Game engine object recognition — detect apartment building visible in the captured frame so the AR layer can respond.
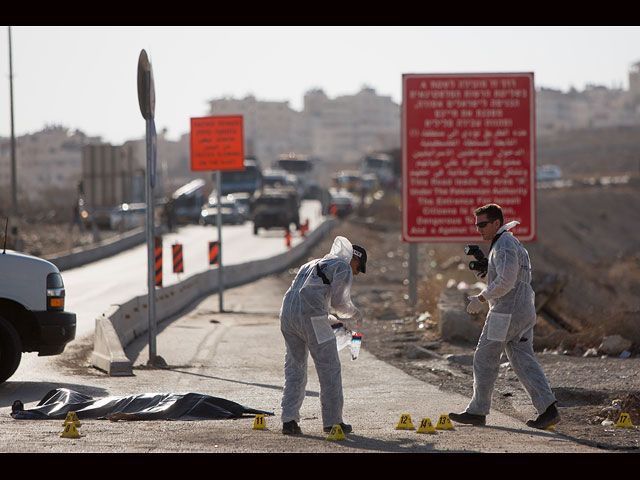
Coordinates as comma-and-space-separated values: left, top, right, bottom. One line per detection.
208, 86, 401, 166
0, 125, 102, 206
208, 94, 311, 164
536, 62, 640, 135
303, 86, 400, 164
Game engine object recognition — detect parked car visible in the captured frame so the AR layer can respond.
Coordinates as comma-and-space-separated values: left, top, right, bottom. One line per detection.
200, 198, 243, 225
329, 189, 355, 218
226, 192, 252, 222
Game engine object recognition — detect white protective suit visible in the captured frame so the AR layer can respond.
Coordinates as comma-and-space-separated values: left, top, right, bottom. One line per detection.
279, 236, 362, 427
466, 222, 557, 416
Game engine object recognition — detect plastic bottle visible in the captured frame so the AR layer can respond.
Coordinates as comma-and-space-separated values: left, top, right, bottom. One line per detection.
331, 321, 352, 351
350, 333, 362, 360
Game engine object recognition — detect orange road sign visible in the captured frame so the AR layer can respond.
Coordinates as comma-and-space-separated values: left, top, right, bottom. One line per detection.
190, 116, 244, 172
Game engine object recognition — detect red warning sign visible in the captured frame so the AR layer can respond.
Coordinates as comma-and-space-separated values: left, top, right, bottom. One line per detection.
172, 243, 183, 274
402, 73, 536, 243
208, 241, 219, 266
154, 236, 162, 287
190, 115, 244, 172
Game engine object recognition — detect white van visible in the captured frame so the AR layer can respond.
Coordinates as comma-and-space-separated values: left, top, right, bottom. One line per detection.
0, 249, 76, 383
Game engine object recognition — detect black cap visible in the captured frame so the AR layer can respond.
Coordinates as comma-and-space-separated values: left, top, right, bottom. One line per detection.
352, 244, 367, 273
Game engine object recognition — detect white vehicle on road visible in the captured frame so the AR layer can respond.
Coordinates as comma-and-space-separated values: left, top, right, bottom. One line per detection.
0, 246, 76, 383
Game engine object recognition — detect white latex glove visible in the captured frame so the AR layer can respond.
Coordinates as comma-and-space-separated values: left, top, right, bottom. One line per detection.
466, 295, 484, 314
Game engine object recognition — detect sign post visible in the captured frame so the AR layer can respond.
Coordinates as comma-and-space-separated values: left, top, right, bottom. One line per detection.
402, 73, 536, 302
137, 49, 165, 367
190, 115, 244, 312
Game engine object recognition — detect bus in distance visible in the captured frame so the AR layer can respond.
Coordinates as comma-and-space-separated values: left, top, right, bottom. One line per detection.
220, 157, 262, 196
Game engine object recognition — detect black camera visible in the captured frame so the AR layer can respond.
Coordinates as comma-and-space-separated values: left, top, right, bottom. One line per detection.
464, 244, 488, 277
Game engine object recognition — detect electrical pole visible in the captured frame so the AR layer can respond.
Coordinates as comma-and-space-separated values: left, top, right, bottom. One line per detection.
8, 26, 17, 215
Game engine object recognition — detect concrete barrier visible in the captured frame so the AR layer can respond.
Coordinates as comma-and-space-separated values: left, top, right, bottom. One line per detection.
90, 218, 336, 376
47, 227, 156, 272
437, 287, 483, 344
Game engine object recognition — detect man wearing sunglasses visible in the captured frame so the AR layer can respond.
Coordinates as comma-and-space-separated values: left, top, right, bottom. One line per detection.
449, 204, 560, 430
279, 236, 366, 435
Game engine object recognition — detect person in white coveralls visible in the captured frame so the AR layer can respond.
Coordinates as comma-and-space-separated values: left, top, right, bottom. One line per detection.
449, 203, 560, 430
279, 236, 367, 435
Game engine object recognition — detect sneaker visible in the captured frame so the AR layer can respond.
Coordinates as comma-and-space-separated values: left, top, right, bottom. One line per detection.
282, 420, 302, 435
526, 402, 560, 430
449, 411, 486, 426
323, 422, 352, 434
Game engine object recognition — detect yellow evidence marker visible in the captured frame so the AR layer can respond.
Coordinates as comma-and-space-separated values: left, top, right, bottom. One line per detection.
436, 414, 454, 430
252, 414, 266, 430
615, 413, 634, 428
416, 417, 436, 434
326, 424, 346, 441
62, 411, 81, 428
60, 423, 80, 439
395, 414, 415, 430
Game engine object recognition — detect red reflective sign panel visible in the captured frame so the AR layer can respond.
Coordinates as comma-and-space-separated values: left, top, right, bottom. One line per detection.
190, 115, 244, 172
402, 73, 536, 243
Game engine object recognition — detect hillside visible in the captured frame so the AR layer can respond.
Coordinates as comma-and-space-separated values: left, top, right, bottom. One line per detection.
528, 181, 640, 348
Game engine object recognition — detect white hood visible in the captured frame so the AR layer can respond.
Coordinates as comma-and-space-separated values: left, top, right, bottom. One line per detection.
325, 236, 353, 263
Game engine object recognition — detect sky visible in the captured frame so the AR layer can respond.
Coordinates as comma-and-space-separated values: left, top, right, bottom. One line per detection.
1, 26, 639, 145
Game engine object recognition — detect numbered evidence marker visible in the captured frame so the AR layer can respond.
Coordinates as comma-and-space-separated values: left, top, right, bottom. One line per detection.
395, 414, 415, 430
436, 414, 454, 430
615, 413, 634, 428
252, 414, 266, 430
60, 423, 80, 439
62, 411, 81, 428
416, 417, 436, 434
326, 424, 346, 441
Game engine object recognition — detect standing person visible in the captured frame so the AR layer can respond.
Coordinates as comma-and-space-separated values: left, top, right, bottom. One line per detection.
449, 203, 560, 429
279, 236, 367, 435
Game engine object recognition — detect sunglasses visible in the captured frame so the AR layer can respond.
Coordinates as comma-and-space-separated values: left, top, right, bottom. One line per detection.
475, 220, 494, 228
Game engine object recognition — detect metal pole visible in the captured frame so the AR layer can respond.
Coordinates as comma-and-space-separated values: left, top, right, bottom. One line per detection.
216, 171, 224, 312
8, 26, 17, 215
145, 98, 157, 364
409, 242, 417, 306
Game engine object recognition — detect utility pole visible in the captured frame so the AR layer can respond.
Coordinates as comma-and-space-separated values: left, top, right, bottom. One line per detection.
8, 26, 17, 215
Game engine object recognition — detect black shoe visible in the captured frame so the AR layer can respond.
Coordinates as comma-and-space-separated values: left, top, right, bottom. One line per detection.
449, 411, 486, 426
323, 422, 352, 434
526, 402, 560, 429
11, 400, 23, 413
282, 420, 302, 435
